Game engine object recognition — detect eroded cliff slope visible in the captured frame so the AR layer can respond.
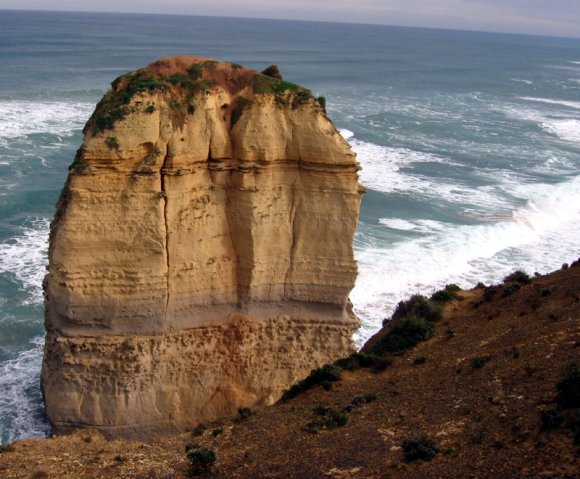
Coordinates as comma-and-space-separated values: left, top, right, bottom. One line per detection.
42, 56, 362, 438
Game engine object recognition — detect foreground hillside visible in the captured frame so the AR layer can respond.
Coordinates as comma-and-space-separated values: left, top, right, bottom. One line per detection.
1, 263, 579, 478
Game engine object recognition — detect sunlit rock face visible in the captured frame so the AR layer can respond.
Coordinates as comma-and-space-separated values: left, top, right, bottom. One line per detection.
42, 56, 362, 439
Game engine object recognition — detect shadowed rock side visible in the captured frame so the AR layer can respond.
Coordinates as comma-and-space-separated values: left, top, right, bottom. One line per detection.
41, 56, 363, 438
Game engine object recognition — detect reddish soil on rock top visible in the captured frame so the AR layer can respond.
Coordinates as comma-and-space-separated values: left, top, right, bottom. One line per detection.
143, 56, 258, 95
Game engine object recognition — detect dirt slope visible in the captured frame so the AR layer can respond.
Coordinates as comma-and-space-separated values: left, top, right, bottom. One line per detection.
1, 263, 579, 479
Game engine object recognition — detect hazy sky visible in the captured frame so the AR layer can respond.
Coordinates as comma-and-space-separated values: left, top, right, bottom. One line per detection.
1, 0, 580, 38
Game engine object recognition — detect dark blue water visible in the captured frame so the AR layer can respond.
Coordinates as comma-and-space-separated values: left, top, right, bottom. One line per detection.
1, 10, 579, 443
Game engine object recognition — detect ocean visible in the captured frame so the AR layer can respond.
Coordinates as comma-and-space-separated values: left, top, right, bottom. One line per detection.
1, 10, 579, 444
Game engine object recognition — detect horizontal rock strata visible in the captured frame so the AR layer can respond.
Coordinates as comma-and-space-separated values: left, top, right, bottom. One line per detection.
42, 56, 362, 438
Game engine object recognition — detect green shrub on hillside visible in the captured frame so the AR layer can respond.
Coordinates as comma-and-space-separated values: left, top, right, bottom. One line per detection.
349, 394, 376, 408
305, 406, 348, 433
470, 356, 491, 369
540, 370, 580, 445
402, 436, 438, 461
334, 352, 392, 372
373, 317, 433, 354
557, 369, 580, 409
413, 356, 427, 365
503, 270, 531, 284
430, 284, 461, 302
191, 423, 206, 436
283, 364, 341, 400
387, 294, 442, 325
540, 408, 564, 430
237, 407, 254, 421
186, 447, 216, 476
572, 417, 580, 445
501, 282, 521, 297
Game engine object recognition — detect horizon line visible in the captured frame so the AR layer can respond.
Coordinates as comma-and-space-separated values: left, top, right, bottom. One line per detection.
2, 7, 580, 41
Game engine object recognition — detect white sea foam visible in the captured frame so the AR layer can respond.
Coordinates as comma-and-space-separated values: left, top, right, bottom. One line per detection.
0, 218, 49, 304
542, 119, 580, 143
343, 132, 510, 210
499, 103, 580, 144
352, 137, 446, 194
377, 218, 418, 231
494, 103, 544, 125
339, 129, 354, 140
511, 79, 533, 85
520, 96, 580, 110
352, 175, 580, 345
379, 218, 450, 233
0, 219, 54, 442
543, 155, 575, 169
0, 336, 50, 443
0, 100, 93, 145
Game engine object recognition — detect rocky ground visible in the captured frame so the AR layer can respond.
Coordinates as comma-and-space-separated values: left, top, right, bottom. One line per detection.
1, 263, 579, 479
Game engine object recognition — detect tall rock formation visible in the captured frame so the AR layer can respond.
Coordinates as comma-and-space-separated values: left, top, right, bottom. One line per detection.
42, 56, 362, 438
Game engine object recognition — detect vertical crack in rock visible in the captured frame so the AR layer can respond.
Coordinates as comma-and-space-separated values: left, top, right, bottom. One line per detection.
225, 180, 242, 307
161, 146, 171, 326
284, 155, 304, 299
224, 124, 242, 309
230, 180, 254, 309
284, 184, 299, 299
42, 56, 362, 439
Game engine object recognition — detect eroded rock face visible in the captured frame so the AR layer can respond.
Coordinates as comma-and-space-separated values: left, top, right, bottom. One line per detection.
42, 56, 362, 438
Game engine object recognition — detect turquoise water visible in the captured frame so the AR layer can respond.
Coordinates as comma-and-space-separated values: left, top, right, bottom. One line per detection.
1, 10, 579, 443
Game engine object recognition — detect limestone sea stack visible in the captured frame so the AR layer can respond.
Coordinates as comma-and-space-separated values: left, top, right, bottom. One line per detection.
41, 56, 363, 438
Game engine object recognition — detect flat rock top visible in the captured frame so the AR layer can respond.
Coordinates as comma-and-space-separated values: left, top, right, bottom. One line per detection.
141, 56, 257, 94
110, 55, 309, 97
85, 55, 320, 135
